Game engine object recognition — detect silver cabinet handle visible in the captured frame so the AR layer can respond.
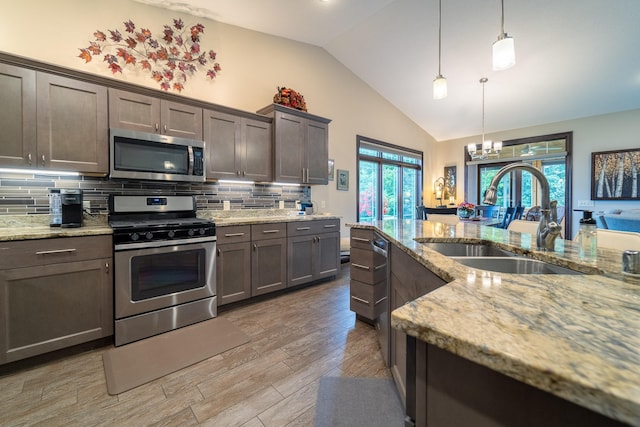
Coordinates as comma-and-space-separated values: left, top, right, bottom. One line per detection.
253, 244, 257, 251
351, 263, 370, 271
351, 295, 370, 304
296, 227, 311, 231
352, 237, 370, 243
224, 233, 245, 237
41, 154, 46, 166
374, 296, 387, 305
28, 153, 32, 166
323, 224, 336, 228
105, 262, 110, 274
155, 123, 159, 132
35, 248, 77, 255
237, 170, 241, 176
374, 263, 387, 271
217, 248, 220, 256
262, 230, 280, 234
163, 124, 167, 133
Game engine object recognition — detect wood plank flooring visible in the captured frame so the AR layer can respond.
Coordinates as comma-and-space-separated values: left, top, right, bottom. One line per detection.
0, 264, 392, 426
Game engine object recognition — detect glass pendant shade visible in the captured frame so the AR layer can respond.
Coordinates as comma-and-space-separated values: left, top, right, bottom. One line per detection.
493, 35, 515, 70
433, 75, 447, 100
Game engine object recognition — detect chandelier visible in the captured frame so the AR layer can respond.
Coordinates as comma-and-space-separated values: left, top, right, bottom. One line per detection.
467, 77, 502, 160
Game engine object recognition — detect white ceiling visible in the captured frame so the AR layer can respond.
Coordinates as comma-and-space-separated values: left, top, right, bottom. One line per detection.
135, 0, 640, 141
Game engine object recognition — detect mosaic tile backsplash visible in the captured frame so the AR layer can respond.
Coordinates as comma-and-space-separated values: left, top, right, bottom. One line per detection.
0, 172, 310, 215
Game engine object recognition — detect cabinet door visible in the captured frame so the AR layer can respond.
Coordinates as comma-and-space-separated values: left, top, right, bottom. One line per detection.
108, 88, 161, 133
161, 100, 203, 139
37, 73, 108, 173
243, 118, 272, 182
0, 64, 36, 167
216, 242, 251, 306
305, 120, 329, 184
273, 111, 305, 183
315, 231, 340, 280
287, 234, 314, 287
203, 109, 242, 180
252, 238, 286, 296
0, 258, 112, 365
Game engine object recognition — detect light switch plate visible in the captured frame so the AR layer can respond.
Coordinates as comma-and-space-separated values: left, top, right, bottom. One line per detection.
577, 200, 594, 207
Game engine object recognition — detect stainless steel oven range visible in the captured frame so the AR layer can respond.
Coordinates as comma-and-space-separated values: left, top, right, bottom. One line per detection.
109, 195, 216, 346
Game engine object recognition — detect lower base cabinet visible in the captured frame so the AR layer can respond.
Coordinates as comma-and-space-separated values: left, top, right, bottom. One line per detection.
216, 241, 252, 305
252, 237, 287, 296
0, 236, 113, 365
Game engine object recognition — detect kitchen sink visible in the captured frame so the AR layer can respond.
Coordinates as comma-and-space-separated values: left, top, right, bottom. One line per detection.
450, 256, 583, 275
421, 241, 518, 257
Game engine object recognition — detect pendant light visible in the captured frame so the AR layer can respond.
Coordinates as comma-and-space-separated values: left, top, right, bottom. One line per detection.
433, 0, 447, 99
492, 0, 515, 71
468, 78, 502, 159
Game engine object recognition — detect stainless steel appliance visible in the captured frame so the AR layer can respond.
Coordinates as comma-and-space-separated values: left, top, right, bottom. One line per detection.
109, 128, 206, 183
109, 195, 216, 346
60, 189, 83, 228
372, 232, 390, 366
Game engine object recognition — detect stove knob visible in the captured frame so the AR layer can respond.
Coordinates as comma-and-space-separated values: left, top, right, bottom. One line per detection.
199, 228, 206, 235
145, 232, 153, 240
130, 232, 139, 241
167, 230, 175, 238
188, 229, 195, 236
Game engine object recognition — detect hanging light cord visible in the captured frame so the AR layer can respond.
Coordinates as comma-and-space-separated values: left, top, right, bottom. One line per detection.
438, 0, 442, 76
499, 0, 506, 38
481, 77, 487, 143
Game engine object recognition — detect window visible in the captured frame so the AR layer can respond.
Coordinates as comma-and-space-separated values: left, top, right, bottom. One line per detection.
357, 136, 422, 221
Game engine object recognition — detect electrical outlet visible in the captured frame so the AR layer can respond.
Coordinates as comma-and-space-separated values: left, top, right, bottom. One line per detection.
577, 200, 594, 208
279, 200, 285, 209
321, 200, 326, 208
223, 200, 230, 211
82, 200, 91, 210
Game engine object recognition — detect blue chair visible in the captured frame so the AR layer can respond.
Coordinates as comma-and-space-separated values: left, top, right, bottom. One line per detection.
497, 206, 524, 229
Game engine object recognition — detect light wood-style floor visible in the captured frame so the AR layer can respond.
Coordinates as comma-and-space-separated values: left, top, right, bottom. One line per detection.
0, 264, 391, 426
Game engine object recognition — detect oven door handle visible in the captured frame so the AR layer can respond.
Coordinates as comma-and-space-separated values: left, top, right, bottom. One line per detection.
114, 235, 216, 251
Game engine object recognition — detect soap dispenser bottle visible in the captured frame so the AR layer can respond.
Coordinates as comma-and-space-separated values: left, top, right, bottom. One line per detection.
578, 210, 597, 262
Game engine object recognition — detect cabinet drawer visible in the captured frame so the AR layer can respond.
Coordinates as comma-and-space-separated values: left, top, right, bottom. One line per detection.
0, 235, 112, 270
251, 223, 286, 241
287, 219, 340, 237
350, 279, 387, 320
350, 228, 374, 250
350, 247, 386, 271
217, 225, 251, 244
350, 251, 387, 284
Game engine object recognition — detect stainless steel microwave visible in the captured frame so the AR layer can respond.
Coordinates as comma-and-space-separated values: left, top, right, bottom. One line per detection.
109, 128, 206, 183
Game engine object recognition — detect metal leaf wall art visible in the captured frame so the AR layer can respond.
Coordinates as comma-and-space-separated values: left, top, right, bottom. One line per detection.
79, 18, 221, 92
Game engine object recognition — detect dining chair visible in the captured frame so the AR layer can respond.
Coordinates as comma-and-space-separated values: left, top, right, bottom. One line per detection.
497, 207, 515, 229
416, 206, 427, 220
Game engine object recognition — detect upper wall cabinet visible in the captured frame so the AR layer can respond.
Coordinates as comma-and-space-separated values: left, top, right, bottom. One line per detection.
0, 63, 108, 174
108, 88, 203, 140
203, 109, 272, 182
257, 104, 331, 185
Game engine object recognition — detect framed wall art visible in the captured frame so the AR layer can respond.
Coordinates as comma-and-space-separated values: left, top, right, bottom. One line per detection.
337, 169, 349, 191
591, 148, 640, 200
444, 165, 457, 201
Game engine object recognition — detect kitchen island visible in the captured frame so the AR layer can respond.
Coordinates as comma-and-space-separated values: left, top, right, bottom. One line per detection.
348, 219, 639, 426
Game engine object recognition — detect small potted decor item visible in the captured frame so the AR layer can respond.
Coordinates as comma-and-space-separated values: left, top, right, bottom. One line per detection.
457, 202, 475, 219
273, 86, 307, 112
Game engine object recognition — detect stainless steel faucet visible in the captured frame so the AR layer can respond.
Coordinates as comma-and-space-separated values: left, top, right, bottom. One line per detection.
482, 163, 562, 251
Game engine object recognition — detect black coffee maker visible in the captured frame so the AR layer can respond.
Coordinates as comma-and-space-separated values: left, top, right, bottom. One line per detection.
60, 189, 83, 228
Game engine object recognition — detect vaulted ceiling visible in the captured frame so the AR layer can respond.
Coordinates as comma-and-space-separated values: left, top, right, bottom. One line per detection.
135, 0, 640, 141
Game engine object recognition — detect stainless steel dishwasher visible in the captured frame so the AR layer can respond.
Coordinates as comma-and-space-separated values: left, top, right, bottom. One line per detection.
372, 232, 390, 366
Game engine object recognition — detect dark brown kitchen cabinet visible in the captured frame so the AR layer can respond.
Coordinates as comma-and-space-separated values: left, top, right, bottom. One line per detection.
108, 88, 203, 140
251, 223, 287, 296
203, 109, 272, 182
349, 228, 387, 321
389, 242, 446, 407
257, 104, 331, 184
0, 63, 36, 167
0, 236, 113, 365
287, 219, 340, 287
0, 65, 108, 174
216, 225, 252, 306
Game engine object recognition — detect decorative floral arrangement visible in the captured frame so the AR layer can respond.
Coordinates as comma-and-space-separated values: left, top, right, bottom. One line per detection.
78, 18, 221, 92
273, 86, 307, 112
457, 201, 475, 215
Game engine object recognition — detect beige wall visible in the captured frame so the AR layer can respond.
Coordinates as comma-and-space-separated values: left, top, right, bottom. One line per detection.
433, 109, 640, 237
0, 0, 435, 235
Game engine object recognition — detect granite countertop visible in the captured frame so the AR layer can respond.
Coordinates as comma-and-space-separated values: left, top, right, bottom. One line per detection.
0, 214, 112, 241
348, 219, 640, 426
199, 209, 341, 226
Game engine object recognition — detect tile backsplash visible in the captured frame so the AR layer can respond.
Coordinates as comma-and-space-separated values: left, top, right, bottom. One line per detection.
0, 172, 310, 215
